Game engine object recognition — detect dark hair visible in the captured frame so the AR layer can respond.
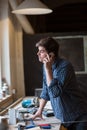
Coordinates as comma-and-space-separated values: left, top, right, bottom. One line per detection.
36, 37, 59, 57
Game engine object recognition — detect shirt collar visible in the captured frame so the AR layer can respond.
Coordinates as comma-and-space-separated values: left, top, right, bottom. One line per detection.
52, 57, 61, 70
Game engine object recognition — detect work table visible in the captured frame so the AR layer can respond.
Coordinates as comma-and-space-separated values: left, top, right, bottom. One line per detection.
0, 97, 64, 130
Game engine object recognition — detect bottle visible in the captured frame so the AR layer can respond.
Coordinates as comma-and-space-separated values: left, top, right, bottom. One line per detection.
0, 89, 3, 100
2, 83, 9, 96
33, 97, 39, 107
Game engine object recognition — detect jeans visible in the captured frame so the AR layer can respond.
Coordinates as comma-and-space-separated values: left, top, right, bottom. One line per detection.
67, 113, 87, 130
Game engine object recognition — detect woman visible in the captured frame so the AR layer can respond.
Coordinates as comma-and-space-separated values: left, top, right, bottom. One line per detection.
32, 37, 87, 130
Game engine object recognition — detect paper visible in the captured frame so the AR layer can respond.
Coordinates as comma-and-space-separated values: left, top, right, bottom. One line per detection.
34, 116, 61, 125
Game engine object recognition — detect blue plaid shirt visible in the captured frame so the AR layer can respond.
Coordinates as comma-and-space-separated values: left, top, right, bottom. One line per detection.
40, 58, 87, 126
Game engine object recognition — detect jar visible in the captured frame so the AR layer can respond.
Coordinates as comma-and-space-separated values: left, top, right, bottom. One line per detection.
2, 83, 9, 95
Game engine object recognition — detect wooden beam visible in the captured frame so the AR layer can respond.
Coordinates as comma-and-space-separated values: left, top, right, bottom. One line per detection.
9, 0, 35, 34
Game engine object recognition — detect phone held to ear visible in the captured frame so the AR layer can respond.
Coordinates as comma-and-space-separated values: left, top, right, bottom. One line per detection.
49, 52, 54, 58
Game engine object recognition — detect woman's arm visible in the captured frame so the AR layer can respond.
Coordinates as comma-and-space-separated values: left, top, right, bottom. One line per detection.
32, 98, 47, 120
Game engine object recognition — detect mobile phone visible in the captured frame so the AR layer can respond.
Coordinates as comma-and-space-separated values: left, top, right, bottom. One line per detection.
49, 52, 54, 58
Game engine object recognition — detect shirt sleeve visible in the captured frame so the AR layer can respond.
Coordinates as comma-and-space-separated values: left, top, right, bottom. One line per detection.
40, 67, 50, 101
40, 81, 50, 100
47, 61, 75, 98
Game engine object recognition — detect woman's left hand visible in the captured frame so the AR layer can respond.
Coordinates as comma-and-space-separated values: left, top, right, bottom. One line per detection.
43, 53, 54, 71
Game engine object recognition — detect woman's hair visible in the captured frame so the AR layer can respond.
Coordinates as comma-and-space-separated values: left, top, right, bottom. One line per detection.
36, 37, 59, 57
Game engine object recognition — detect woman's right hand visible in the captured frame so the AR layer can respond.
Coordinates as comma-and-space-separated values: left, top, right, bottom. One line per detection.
31, 98, 47, 120
31, 109, 43, 120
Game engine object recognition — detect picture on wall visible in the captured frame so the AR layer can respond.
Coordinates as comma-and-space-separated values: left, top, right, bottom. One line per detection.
54, 37, 84, 72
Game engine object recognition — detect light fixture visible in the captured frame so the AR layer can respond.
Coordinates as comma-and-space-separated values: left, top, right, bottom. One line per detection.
12, 0, 53, 15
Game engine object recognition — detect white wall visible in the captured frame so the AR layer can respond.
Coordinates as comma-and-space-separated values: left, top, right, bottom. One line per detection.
0, 0, 25, 98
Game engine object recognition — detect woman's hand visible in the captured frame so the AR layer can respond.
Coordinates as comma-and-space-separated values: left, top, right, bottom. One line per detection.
31, 109, 43, 120
43, 53, 55, 86
43, 53, 54, 71
32, 99, 47, 120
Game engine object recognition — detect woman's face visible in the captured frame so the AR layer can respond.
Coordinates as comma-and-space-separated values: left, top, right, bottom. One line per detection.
37, 46, 48, 63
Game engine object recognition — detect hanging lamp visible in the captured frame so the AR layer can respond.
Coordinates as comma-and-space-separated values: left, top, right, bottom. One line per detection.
12, 0, 53, 15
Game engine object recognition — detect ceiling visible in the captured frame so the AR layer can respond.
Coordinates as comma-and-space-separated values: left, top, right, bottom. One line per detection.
41, 0, 87, 9
25, 0, 87, 34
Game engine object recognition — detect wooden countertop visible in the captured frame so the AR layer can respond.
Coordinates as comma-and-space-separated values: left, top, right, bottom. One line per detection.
0, 97, 64, 130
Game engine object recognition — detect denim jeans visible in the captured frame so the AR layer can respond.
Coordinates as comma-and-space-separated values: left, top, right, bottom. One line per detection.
67, 113, 87, 130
